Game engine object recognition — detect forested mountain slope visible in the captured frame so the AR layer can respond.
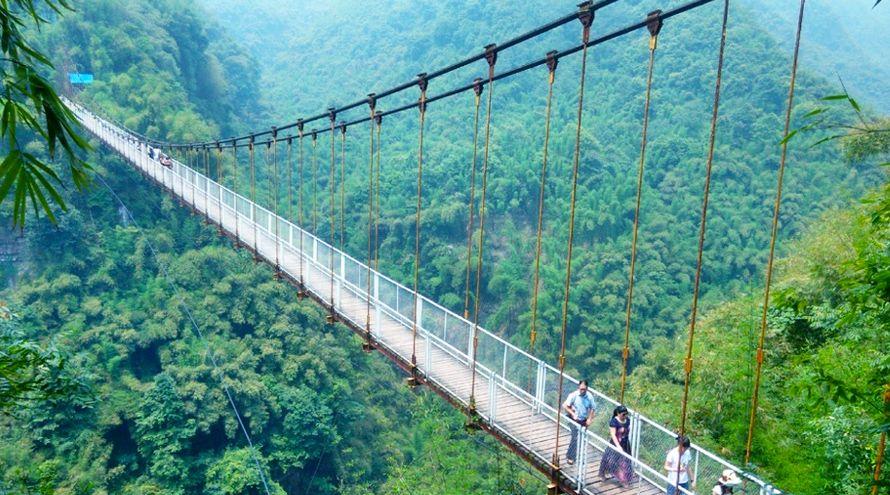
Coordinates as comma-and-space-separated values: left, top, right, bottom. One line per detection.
1, 1, 538, 494
37, 0, 266, 141
1, 0, 886, 494
629, 182, 889, 494
748, 0, 890, 113
199, 0, 884, 384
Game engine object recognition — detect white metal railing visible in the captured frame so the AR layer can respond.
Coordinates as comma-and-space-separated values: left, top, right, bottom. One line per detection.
69, 99, 783, 495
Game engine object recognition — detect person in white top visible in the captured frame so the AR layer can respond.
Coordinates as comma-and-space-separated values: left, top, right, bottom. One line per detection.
664, 435, 694, 495
562, 380, 596, 465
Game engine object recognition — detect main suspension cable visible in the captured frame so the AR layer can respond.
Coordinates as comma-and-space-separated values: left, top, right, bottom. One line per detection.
144, 0, 626, 149
115, 0, 718, 152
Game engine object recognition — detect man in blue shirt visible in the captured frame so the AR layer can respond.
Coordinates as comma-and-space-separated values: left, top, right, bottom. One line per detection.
563, 379, 596, 465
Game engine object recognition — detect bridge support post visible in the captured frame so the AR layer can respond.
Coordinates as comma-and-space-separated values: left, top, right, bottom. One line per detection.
465, 397, 482, 431
548, 453, 563, 495
361, 331, 374, 352
405, 365, 420, 388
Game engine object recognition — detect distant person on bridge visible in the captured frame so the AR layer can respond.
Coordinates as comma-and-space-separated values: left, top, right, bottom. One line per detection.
599, 405, 632, 486
563, 380, 596, 465
665, 435, 694, 495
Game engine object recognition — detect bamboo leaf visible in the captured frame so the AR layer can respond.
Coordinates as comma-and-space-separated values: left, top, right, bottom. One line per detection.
27, 171, 59, 223
0, 151, 23, 201
802, 108, 825, 119
779, 129, 798, 145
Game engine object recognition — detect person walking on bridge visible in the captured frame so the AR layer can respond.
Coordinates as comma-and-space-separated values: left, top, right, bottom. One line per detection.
599, 405, 632, 486
665, 435, 694, 495
563, 379, 596, 465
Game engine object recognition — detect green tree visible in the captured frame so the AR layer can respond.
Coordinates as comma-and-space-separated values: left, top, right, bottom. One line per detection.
205, 448, 285, 495
135, 373, 196, 487
0, 303, 88, 415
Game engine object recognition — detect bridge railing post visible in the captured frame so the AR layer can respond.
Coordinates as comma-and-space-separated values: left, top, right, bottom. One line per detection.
630, 411, 642, 474
467, 327, 474, 365
415, 296, 423, 335
337, 254, 345, 311
424, 326, 432, 374
534, 361, 545, 414
577, 427, 589, 491
442, 312, 448, 342
373, 273, 380, 337
488, 371, 497, 426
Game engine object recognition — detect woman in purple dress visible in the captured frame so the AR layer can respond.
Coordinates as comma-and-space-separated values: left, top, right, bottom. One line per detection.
599, 405, 632, 486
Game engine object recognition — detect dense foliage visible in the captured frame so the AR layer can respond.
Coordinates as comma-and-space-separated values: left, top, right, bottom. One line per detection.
1, 1, 542, 493
202, 0, 884, 384
630, 179, 889, 494
1, 0, 887, 493
0, 151, 542, 494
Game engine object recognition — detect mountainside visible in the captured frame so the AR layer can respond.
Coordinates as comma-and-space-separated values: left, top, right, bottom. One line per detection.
630, 182, 889, 494
749, 0, 890, 113
1, 0, 887, 494
1, 1, 536, 494
197, 0, 884, 381
37, 0, 266, 141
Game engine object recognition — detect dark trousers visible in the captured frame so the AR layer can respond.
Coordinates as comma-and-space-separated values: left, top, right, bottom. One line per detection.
565, 416, 586, 463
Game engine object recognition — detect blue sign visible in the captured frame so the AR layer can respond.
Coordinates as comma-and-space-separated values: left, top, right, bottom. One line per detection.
68, 73, 94, 84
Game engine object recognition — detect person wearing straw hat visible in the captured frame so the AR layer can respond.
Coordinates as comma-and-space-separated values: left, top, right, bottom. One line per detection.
712, 469, 742, 495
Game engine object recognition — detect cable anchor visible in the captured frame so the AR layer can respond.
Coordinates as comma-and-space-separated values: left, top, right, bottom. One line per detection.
546, 50, 559, 84
577, 1, 595, 42
646, 9, 663, 50
484, 44, 497, 78
417, 72, 428, 113
367, 93, 377, 115
472, 77, 484, 106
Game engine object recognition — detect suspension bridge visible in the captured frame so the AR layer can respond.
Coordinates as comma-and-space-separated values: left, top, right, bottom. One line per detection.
63, 0, 809, 493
